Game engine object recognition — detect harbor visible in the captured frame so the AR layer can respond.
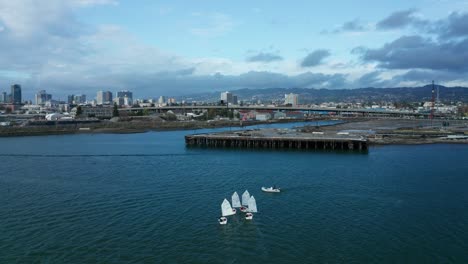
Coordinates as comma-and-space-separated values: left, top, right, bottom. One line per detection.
185, 128, 368, 151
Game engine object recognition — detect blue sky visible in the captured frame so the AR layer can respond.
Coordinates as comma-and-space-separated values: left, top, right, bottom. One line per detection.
1, 0, 468, 99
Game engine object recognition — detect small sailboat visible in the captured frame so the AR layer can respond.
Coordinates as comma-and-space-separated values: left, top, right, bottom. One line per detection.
240, 190, 250, 212
219, 198, 235, 225
245, 195, 257, 220
231, 192, 241, 208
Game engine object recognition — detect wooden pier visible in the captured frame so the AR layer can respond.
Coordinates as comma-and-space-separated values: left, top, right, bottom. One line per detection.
185, 129, 367, 151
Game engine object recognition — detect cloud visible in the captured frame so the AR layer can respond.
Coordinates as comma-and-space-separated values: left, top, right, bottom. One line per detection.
356, 35, 468, 71
246, 52, 283, 63
390, 69, 468, 84
433, 12, 468, 38
300, 50, 331, 67
328, 19, 370, 34
376, 9, 419, 30
354, 71, 388, 87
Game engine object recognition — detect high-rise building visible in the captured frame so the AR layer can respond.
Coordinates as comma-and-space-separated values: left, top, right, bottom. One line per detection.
35, 90, 52, 105
284, 93, 299, 106
158, 96, 166, 105
116, 90, 133, 106
97, 91, 113, 105
0, 92, 6, 103
11, 84, 22, 104
113, 97, 125, 106
67, 95, 75, 104
221, 91, 234, 104
73, 94, 86, 104
117, 90, 133, 100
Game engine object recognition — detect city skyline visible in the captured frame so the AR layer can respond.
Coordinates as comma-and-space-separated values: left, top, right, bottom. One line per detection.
1, 1, 468, 99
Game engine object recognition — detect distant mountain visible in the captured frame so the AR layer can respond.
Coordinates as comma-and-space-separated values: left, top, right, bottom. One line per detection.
179, 85, 468, 104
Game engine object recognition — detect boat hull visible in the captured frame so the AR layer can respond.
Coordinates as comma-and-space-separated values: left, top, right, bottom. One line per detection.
219, 217, 227, 225
261, 187, 280, 193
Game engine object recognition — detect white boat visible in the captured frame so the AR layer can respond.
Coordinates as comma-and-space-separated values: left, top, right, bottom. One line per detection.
240, 190, 250, 212
231, 192, 241, 208
261, 186, 280, 193
219, 216, 227, 225
245, 195, 257, 220
219, 198, 235, 224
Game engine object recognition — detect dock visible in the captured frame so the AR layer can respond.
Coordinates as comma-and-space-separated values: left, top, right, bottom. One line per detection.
185, 129, 367, 151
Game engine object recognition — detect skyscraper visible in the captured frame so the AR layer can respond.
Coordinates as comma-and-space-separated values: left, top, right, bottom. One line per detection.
158, 96, 166, 105
221, 91, 233, 104
116, 90, 133, 106
68, 95, 75, 105
35, 90, 52, 105
73, 94, 86, 104
117, 90, 133, 100
97, 91, 113, 105
0, 92, 6, 103
11, 84, 22, 104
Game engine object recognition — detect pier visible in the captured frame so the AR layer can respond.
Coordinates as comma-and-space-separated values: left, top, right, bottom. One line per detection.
185, 129, 367, 151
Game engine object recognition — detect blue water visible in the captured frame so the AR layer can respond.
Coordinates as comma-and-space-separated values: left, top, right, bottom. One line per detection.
0, 122, 467, 263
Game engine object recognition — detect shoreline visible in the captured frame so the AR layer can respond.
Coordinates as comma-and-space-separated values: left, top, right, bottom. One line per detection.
0, 118, 321, 138
1, 117, 467, 146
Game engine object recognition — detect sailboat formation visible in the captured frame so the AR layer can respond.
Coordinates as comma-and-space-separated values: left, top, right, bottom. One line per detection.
219, 190, 258, 225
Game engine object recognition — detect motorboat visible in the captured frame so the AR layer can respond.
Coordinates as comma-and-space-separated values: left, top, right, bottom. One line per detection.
262, 186, 280, 193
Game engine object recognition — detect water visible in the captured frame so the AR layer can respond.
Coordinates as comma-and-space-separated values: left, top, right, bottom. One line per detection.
0, 122, 467, 263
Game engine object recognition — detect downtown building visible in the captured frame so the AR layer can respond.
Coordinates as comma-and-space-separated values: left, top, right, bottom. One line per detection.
0, 92, 7, 103
284, 93, 299, 106
97, 91, 113, 105
67, 94, 87, 105
220, 91, 238, 105
11, 84, 22, 104
35, 90, 52, 105
114, 90, 133, 106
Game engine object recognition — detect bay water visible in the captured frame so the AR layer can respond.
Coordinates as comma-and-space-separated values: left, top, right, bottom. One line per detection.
0, 122, 467, 263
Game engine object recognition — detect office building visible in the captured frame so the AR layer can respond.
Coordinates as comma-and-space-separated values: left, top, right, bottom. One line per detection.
68, 95, 75, 104
158, 96, 166, 105
221, 91, 237, 104
11, 84, 22, 104
117, 90, 133, 100
0, 92, 6, 103
35, 90, 52, 105
116, 90, 133, 106
97, 91, 113, 105
284, 93, 299, 106
73, 94, 86, 104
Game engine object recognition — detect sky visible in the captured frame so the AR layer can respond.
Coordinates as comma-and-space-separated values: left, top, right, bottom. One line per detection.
1, 0, 468, 99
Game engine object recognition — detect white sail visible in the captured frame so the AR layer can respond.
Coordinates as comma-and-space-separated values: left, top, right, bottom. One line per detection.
221, 199, 235, 217
231, 192, 241, 208
241, 190, 250, 206
248, 196, 257, 213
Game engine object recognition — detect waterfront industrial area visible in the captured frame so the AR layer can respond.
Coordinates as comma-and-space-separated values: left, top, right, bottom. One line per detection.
0, 84, 467, 146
